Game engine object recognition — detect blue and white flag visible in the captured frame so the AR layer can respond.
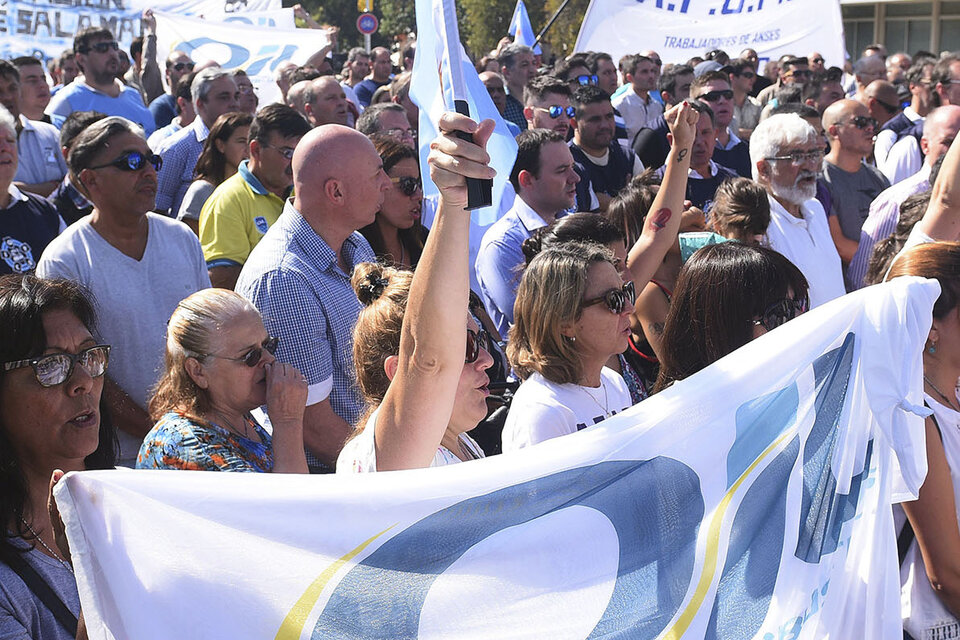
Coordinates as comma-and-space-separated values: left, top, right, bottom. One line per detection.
508, 0, 541, 55
409, 0, 517, 227
57, 278, 935, 639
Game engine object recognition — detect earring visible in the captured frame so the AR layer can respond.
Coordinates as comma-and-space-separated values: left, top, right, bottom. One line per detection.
928, 343, 937, 354
564, 335, 576, 343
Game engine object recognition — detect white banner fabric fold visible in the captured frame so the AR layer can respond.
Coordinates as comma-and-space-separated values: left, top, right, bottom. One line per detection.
154, 10, 327, 107
57, 278, 935, 640
575, 0, 846, 71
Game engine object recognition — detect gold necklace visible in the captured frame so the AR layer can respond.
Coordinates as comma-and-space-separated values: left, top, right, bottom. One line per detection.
20, 517, 73, 574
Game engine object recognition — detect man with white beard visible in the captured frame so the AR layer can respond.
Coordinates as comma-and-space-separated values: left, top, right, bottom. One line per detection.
750, 114, 845, 307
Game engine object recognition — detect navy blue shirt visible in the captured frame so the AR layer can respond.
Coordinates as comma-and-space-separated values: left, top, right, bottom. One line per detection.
0, 186, 62, 275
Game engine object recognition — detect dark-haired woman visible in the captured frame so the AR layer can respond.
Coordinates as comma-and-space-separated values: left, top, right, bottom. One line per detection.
654, 242, 809, 392
887, 243, 960, 637
0, 274, 116, 640
177, 112, 252, 234
359, 135, 428, 270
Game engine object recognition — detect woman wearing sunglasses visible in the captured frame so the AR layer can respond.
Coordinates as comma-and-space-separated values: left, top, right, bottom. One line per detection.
359, 136, 427, 270
653, 242, 809, 392
337, 112, 496, 473
0, 274, 116, 640
886, 243, 960, 638
137, 288, 308, 473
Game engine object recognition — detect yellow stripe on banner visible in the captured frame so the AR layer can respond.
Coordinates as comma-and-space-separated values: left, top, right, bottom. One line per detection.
274, 525, 396, 640
662, 430, 796, 639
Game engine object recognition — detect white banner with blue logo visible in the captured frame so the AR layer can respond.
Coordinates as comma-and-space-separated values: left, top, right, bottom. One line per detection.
0, 0, 280, 69
575, 0, 846, 71
56, 278, 935, 640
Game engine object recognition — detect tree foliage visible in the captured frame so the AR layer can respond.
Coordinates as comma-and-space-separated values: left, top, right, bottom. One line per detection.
539, 0, 591, 58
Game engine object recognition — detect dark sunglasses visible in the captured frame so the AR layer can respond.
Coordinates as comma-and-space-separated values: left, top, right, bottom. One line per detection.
465, 328, 490, 364
582, 281, 636, 314
575, 74, 599, 86
739, 71, 756, 79
845, 115, 878, 130
811, 57, 825, 64
172, 61, 195, 72
89, 150, 162, 172
754, 298, 808, 331
699, 89, 734, 102
787, 69, 813, 78
538, 105, 576, 119
3, 344, 111, 387
203, 336, 279, 367
390, 175, 422, 197
80, 41, 119, 54
875, 98, 900, 114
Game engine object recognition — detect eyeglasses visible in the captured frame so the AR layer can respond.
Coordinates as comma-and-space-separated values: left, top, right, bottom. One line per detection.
753, 298, 808, 331
581, 280, 636, 314
536, 105, 576, 119
390, 175, 422, 197
89, 150, 162, 172
844, 115, 878, 130
80, 41, 119, 54
698, 89, 734, 102
765, 148, 824, 165
384, 127, 415, 140
3, 345, 111, 387
465, 328, 490, 364
786, 69, 812, 79
811, 57, 825, 64
201, 336, 279, 367
575, 74, 599, 86
260, 143, 295, 160
172, 61, 195, 72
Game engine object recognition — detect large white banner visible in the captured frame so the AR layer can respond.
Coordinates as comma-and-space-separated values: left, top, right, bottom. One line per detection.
576, 0, 846, 70
154, 10, 328, 107
0, 0, 281, 71
56, 278, 935, 640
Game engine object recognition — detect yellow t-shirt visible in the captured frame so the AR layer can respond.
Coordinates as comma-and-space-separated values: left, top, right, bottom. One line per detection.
199, 164, 286, 268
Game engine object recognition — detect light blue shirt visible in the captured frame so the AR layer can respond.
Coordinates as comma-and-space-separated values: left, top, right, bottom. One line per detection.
14, 115, 67, 185
475, 195, 549, 338
155, 118, 208, 215
45, 79, 154, 136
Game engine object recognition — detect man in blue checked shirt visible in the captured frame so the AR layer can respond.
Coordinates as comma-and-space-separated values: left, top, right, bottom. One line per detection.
236, 124, 390, 473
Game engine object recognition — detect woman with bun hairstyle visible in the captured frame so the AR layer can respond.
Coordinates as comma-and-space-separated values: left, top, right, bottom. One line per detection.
336, 112, 496, 472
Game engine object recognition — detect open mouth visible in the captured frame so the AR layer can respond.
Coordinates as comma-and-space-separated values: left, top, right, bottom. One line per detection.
69, 410, 97, 428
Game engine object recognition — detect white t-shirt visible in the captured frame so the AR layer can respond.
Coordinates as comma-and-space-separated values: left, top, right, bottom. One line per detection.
901, 394, 960, 639
764, 195, 845, 308
502, 367, 632, 452
336, 407, 485, 473
37, 213, 210, 463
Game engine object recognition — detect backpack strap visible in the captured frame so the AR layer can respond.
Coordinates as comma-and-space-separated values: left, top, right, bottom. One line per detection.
899, 402, 945, 567
4, 549, 78, 637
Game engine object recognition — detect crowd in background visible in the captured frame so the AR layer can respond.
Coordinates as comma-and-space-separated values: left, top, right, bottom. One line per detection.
2, 16, 960, 639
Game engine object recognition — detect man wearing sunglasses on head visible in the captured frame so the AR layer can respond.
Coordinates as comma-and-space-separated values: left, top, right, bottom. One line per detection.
819, 99, 889, 281
37, 116, 210, 466
522, 76, 573, 137
46, 27, 155, 136
149, 50, 196, 130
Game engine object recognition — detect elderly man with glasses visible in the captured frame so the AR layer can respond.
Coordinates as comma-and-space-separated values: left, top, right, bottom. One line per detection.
37, 116, 210, 466
749, 113, 845, 308
46, 27, 155, 135
818, 99, 890, 282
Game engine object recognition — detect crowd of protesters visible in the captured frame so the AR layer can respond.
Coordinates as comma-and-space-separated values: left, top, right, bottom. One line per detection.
2, 14, 960, 639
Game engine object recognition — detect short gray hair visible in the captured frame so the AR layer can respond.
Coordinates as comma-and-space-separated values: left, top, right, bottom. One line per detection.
192, 67, 232, 109
0, 105, 16, 137
499, 43, 533, 71
356, 103, 407, 135
749, 114, 819, 180
67, 116, 144, 179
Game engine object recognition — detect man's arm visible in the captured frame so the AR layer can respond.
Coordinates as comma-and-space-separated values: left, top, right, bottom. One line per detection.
102, 376, 152, 439
827, 215, 860, 263
302, 399, 353, 469
139, 11, 164, 104
208, 265, 241, 290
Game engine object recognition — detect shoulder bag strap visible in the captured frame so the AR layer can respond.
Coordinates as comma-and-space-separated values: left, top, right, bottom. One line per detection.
4, 549, 79, 636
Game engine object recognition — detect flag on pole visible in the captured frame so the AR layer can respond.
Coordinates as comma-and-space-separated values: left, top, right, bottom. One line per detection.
508, 0, 541, 55
57, 278, 935, 639
409, 0, 517, 226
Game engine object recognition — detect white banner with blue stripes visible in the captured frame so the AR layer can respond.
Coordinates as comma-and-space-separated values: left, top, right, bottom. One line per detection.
57, 278, 935, 639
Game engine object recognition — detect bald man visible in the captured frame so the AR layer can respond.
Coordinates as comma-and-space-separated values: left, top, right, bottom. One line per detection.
285, 79, 311, 118
819, 99, 890, 276
236, 125, 390, 471
303, 76, 350, 127
863, 80, 901, 128
848, 105, 960, 289
852, 55, 886, 103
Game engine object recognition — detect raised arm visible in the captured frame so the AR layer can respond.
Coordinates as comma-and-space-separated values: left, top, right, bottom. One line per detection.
915, 134, 960, 241
374, 113, 495, 471
623, 102, 697, 287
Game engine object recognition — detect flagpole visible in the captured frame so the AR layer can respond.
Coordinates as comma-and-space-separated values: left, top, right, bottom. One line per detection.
533, 0, 572, 49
